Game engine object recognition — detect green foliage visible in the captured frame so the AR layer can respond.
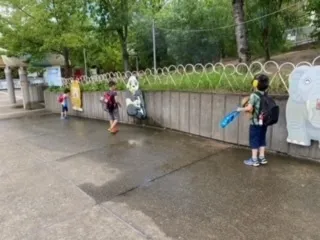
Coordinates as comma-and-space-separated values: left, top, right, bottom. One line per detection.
133, 0, 237, 66
48, 80, 126, 93
246, 0, 306, 60
129, 0, 308, 66
0, 69, 5, 79
1, 68, 20, 79
0, 0, 88, 57
89, 0, 140, 71
307, 0, 320, 39
48, 86, 64, 93
0, 0, 314, 74
48, 72, 287, 94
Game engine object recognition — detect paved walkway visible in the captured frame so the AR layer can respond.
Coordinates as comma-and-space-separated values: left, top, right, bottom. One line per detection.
0, 90, 45, 119
0, 90, 23, 105
0, 114, 320, 240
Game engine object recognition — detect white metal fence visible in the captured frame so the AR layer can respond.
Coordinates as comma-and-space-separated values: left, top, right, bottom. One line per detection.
0, 78, 45, 90
61, 56, 320, 93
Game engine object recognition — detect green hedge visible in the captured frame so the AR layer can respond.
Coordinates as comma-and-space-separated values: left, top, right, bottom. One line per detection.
48, 72, 288, 94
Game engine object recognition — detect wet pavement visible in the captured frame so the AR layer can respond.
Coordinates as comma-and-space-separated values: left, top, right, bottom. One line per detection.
0, 114, 320, 240
0, 90, 45, 119
0, 90, 23, 106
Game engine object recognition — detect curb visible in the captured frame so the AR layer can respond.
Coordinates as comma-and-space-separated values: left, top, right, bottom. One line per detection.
0, 108, 49, 120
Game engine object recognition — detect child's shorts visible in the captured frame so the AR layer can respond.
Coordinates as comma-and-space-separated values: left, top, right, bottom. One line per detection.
62, 105, 68, 112
108, 108, 120, 121
249, 125, 268, 149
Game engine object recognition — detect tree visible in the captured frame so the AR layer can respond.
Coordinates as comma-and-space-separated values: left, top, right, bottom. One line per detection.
147, 0, 236, 65
0, 0, 312, 74
90, 0, 137, 72
247, 0, 306, 61
232, 0, 250, 63
0, 0, 89, 77
90, 0, 168, 72
307, 0, 320, 39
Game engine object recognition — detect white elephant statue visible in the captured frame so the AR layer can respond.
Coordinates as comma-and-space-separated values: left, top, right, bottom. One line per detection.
125, 75, 147, 119
286, 66, 320, 148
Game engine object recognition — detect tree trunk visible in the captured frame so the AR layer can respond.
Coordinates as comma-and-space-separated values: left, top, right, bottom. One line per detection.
262, 27, 270, 61
232, 0, 250, 63
260, 0, 282, 62
63, 48, 72, 78
219, 39, 226, 60
117, 26, 129, 72
122, 42, 129, 72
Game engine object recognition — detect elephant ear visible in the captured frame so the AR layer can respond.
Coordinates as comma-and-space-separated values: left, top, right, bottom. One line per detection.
288, 66, 310, 97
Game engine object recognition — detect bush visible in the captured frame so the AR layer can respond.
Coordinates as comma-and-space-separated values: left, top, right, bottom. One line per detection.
47, 72, 288, 94
47, 80, 127, 93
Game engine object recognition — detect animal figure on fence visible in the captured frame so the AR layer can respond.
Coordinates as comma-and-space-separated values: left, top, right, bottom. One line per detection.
286, 66, 320, 148
125, 75, 147, 119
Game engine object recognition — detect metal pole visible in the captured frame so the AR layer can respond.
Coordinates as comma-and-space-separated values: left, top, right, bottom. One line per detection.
83, 48, 88, 77
152, 19, 157, 74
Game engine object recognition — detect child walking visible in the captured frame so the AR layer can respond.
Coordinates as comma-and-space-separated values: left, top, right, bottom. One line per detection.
101, 81, 121, 133
237, 74, 279, 167
59, 88, 70, 119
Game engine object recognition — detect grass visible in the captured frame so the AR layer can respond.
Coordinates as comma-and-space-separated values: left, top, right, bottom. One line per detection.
48, 70, 289, 95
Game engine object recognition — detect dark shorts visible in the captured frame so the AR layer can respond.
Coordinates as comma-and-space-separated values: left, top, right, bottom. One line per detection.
249, 125, 268, 149
108, 108, 119, 121
62, 105, 68, 112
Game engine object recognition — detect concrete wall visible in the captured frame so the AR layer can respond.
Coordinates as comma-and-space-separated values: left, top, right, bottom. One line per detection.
44, 90, 320, 160
29, 85, 45, 103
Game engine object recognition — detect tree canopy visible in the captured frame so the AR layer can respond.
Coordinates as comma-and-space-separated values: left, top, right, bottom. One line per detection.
0, 0, 312, 73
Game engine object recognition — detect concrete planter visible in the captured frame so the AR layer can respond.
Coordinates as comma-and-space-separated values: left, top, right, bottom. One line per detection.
29, 85, 46, 103
44, 90, 320, 160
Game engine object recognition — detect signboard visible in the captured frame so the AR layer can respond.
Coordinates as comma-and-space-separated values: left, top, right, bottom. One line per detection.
46, 66, 62, 86
70, 80, 83, 111
90, 68, 97, 76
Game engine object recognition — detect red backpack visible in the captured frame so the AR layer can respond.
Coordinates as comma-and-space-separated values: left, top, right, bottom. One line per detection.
57, 94, 64, 103
104, 92, 116, 111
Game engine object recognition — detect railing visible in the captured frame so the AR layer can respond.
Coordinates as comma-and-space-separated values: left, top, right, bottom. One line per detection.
62, 55, 319, 94
0, 78, 45, 90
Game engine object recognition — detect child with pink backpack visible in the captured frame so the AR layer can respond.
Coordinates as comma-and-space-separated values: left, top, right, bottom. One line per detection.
100, 81, 121, 133
57, 88, 70, 119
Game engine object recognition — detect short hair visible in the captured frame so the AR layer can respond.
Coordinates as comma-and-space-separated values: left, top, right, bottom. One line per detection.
64, 88, 70, 93
254, 74, 269, 91
108, 80, 116, 87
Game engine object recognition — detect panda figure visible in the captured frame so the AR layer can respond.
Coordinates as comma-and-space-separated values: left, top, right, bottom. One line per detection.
125, 75, 147, 119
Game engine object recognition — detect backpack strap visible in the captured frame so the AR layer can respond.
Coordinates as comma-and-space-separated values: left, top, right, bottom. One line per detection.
251, 92, 263, 125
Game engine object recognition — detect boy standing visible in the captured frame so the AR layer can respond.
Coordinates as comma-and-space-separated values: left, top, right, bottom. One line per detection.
60, 88, 70, 119
102, 81, 121, 133
237, 74, 278, 167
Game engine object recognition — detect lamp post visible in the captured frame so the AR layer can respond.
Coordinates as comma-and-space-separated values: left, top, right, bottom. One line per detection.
83, 48, 88, 77
152, 19, 157, 75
